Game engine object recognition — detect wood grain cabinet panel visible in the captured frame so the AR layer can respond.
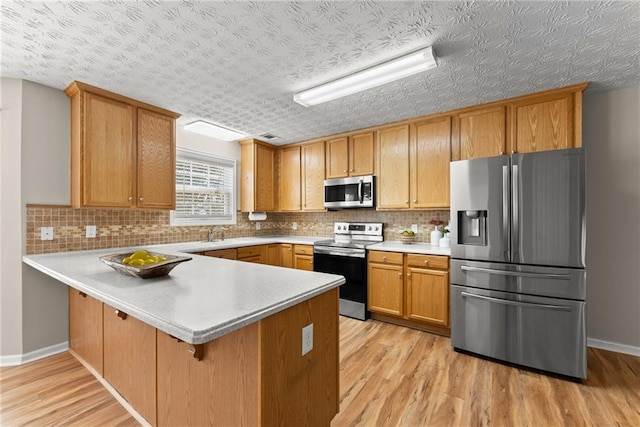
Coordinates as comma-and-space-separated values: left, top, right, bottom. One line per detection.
103, 304, 156, 425
368, 260, 404, 316
410, 116, 452, 209
68, 288, 103, 375
454, 106, 507, 160
240, 139, 276, 212
280, 146, 302, 211
237, 245, 266, 264
65, 81, 178, 209
266, 244, 281, 266
325, 132, 374, 179
376, 125, 410, 209
325, 137, 349, 178
136, 108, 175, 209
405, 267, 449, 327
302, 141, 325, 211
280, 244, 293, 268
293, 245, 314, 271
203, 248, 237, 260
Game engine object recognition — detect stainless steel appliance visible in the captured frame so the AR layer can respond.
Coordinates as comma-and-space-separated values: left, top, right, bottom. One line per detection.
450, 148, 587, 379
324, 175, 375, 209
313, 222, 383, 320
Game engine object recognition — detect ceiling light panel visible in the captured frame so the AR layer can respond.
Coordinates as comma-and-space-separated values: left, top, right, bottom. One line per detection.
184, 121, 245, 141
294, 46, 437, 107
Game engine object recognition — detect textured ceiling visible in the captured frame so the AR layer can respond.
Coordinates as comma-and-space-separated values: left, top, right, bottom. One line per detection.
2, 1, 639, 145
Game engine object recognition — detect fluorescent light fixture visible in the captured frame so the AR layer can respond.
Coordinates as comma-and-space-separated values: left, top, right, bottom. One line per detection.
293, 46, 437, 107
184, 121, 245, 141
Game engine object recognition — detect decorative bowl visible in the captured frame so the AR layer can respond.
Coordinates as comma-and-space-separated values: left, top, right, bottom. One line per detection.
99, 251, 192, 279
399, 234, 416, 244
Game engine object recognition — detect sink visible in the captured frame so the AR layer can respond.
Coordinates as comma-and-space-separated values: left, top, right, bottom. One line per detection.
201, 239, 222, 243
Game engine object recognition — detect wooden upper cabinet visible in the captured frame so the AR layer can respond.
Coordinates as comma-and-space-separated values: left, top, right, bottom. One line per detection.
302, 141, 325, 211
376, 125, 410, 209
325, 137, 349, 178
325, 132, 374, 179
410, 116, 451, 209
137, 108, 176, 209
510, 87, 584, 154
280, 146, 301, 211
240, 139, 276, 212
453, 106, 507, 160
65, 81, 179, 209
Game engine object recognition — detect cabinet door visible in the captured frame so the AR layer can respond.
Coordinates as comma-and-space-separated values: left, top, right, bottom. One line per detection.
302, 141, 325, 210
368, 262, 403, 317
325, 137, 349, 179
511, 93, 574, 154
280, 244, 293, 268
83, 93, 135, 207
103, 305, 156, 425
280, 146, 301, 211
456, 106, 507, 160
137, 108, 176, 209
377, 125, 410, 209
69, 289, 103, 375
255, 144, 276, 211
237, 245, 265, 264
349, 132, 374, 176
406, 267, 449, 327
294, 254, 313, 271
266, 244, 281, 266
411, 116, 451, 209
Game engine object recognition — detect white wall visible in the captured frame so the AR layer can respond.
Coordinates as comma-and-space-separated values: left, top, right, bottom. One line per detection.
0, 78, 24, 357
584, 84, 640, 349
20, 81, 70, 353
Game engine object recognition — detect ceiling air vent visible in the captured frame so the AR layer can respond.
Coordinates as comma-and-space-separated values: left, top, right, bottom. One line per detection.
259, 133, 279, 141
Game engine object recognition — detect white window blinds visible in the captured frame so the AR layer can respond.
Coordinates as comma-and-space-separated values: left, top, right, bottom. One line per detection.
171, 149, 237, 225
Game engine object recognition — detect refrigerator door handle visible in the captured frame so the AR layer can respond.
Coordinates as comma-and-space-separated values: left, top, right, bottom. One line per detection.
460, 265, 571, 280
502, 165, 510, 258
511, 164, 519, 259
461, 292, 572, 311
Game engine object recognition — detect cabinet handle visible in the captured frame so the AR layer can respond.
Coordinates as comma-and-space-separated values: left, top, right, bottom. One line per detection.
128, 196, 133, 201
413, 199, 418, 203
424, 260, 429, 265
139, 197, 144, 202
398, 272, 402, 277
78, 291, 87, 298
383, 256, 387, 261
500, 151, 505, 155
350, 169, 354, 172
405, 200, 409, 204
407, 272, 412, 277
115, 310, 127, 320
511, 150, 517, 154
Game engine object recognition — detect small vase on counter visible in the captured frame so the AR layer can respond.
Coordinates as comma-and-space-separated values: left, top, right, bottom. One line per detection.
430, 226, 443, 246
439, 234, 451, 248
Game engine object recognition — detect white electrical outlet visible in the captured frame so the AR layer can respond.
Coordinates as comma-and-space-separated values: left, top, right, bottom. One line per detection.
40, 227, 54, 241
86, 225, 97, 238
411, 224, 418, 233
302, 323, 313, 356
255, 222, 261, 230
292, 222, 298, 230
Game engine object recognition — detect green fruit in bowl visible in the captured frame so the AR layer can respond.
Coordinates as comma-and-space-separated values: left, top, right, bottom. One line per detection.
401, 230, 415, 236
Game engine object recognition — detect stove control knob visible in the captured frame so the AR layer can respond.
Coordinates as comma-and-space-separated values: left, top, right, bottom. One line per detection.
375, 226, 379, 231
367, 226, 372, 231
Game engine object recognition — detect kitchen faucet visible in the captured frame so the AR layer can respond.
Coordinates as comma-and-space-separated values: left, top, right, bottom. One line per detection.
208, 228, 225, 241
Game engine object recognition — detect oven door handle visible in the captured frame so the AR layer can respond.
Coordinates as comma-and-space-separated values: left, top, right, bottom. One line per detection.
461, 292, 572, 311
313, 247, 366, 258
460, 265, 570, 280
358, 179, 363, 204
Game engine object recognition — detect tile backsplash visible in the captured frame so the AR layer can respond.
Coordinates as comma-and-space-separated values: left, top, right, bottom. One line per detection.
26, 205, 449, 254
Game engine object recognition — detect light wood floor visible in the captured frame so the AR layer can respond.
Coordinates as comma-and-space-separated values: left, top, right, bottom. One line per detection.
2, 317, 639, 426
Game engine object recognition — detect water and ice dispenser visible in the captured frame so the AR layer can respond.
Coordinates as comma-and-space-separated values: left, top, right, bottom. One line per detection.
457, 210, 487, 246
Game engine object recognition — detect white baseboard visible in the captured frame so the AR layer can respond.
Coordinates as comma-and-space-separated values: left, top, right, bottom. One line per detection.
588, 338, 640, 357
0, 341, 69, 367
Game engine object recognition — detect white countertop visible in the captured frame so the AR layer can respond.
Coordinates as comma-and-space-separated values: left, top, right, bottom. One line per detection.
23, 237, 343, 345
368, 241, 451, 256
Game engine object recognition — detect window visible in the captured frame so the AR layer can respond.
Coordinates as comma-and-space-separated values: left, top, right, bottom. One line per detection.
170, 148, 237, 226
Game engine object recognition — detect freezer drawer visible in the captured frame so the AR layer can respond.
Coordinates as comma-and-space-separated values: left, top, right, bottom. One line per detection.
451, 259, 586, 300
451, 285, 586, 379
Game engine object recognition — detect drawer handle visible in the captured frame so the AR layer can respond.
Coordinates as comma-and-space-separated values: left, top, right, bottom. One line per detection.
407, 272, 412, 278
424, 260, 429, 265
78, 291, 87, 298
383, 256, 387, 261
189, 344, 204, 361
115, 310, 128, 320
460, 265, 570, 280
460, 292, 572, 311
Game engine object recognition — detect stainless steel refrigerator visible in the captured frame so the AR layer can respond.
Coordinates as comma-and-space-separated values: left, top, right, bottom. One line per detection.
450, 148, 586, 379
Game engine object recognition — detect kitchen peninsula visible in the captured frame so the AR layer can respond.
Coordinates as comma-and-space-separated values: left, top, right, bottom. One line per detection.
23, 244, 345, 426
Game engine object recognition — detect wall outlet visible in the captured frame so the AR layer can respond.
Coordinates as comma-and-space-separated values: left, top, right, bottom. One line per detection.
292, 222, 298, 230
302, 323, 313, 356
255, 222, 261, 230
86, 225, 97, 238
411, 224, 418, 233
40, 227, 54, 241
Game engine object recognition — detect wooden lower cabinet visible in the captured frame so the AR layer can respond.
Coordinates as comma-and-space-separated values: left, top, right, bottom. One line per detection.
280, 243, 293, 268
293, 244, 314, 271
156, 288, 339, 426
266, 243, 281, 266
368, 251, 450, 331
69, 288, 103, 375
237, 245, 266, 264
103, 304, 156, 425
203, 248, 237, 260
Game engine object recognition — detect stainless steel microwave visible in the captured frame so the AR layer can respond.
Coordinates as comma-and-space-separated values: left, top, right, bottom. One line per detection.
324, 175, 375, 209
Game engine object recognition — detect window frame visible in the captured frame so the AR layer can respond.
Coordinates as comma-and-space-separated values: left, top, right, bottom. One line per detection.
170, 148, 237, 226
